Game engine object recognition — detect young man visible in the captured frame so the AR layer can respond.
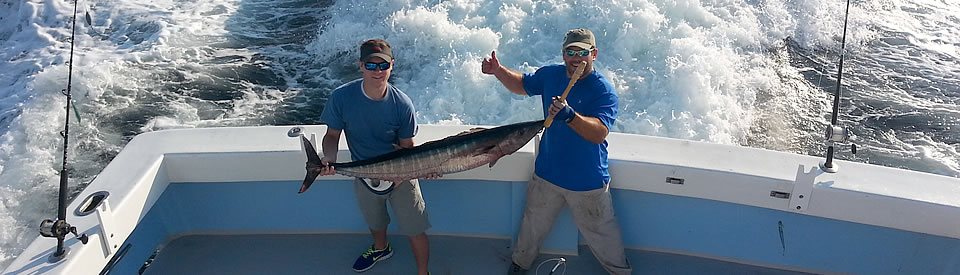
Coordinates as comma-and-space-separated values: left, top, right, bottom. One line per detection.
315, 39, 430, 275
482, 28, 632, 275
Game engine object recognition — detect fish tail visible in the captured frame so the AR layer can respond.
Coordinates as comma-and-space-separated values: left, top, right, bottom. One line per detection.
299, 169, 320, 194
299, 135, 325, 194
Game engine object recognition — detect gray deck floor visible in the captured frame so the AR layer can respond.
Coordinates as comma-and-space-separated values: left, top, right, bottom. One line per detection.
141, 233, 811, 275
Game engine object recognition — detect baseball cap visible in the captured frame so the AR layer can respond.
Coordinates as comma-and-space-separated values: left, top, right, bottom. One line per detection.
360, 39, 393, 62
562, 28, 596, 50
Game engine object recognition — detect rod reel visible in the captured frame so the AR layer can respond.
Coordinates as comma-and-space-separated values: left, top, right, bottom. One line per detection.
39, 219, 88, 261
820, 124, 858, 173
824, 124, 856, 154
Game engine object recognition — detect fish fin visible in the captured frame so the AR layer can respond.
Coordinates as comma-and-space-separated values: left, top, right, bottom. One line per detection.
419, 127, 489, 147
488, 159, 498, 168
301, 135, 324, 165
456, 127, 487, 136
299, 135, 324, 193
299, 169, 321, 194
418, 127, 490, 148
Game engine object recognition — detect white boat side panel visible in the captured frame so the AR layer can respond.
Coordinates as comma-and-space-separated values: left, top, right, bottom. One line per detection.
605, 133, 960, 239
606, 133, 960, 207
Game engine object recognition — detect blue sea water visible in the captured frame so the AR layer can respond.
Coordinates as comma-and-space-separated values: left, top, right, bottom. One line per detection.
0, 0, 957, 269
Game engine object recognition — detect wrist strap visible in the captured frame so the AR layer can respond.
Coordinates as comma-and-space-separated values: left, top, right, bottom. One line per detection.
564, 112, 576, 123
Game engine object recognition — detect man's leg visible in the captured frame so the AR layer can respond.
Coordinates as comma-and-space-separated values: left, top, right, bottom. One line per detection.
372, 228, 388, 250
355, 178, 392, 245
512, 176, 567, 269
408, 233, 429, 275
353, 179, 394, 272
567, 183, 631, 275
390, 179, 431, 275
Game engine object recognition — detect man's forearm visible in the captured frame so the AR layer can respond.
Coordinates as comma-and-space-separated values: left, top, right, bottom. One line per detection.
321, 135, 339, 162
494, 65, 526, 95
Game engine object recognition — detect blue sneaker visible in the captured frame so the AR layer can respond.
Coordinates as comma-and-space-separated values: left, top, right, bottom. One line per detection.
352, 243, 393, 272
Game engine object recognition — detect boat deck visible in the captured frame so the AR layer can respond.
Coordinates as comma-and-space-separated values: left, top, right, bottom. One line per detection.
140, 233, 811, 275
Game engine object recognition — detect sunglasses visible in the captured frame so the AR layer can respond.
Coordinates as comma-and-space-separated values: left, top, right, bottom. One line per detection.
364, 62, 391, 71
565, 49, 592, 57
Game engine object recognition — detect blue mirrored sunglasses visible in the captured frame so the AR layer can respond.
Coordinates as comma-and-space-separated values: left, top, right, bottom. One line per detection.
364, 62, 391, 71
565, 49, 591, 57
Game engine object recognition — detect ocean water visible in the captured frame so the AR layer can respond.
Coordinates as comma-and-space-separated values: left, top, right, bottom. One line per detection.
0, 0, 957, 269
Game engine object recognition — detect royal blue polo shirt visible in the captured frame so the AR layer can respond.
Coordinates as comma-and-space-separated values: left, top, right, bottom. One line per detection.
523, 64, 618, 191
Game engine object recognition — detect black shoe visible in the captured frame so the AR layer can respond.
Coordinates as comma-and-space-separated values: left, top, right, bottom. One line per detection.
507, 262, 526, 275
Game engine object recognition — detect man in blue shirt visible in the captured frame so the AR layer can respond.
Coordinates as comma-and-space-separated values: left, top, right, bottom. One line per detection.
482, 29, 631, 275
316, 39, 431, 275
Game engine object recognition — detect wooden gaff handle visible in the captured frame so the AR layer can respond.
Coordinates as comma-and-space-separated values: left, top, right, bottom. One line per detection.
544, 61, 587, 128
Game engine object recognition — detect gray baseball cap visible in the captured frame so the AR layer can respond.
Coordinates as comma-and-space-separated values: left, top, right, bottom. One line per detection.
562, 28, 596, 50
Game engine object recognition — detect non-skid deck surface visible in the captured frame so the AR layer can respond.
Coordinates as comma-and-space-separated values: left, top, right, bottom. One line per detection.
141, 233, 811, 275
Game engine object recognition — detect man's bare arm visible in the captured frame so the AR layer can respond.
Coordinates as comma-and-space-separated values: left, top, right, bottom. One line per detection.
321, 128, 341, 162
548, 97, 610, 144
567, 115, 609, 144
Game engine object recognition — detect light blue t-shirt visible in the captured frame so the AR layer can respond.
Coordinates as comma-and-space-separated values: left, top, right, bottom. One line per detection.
523, 64, 619, 191
321, 79, 418, 161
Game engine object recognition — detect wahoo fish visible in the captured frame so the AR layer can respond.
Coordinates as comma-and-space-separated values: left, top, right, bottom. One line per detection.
298, 120, 545, 193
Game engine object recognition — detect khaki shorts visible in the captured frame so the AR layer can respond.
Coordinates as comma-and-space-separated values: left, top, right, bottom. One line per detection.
354, 178, 431, 236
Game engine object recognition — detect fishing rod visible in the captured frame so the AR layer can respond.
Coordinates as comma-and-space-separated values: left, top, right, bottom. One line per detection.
38, 0, 90, 260
821, 0, 856, 173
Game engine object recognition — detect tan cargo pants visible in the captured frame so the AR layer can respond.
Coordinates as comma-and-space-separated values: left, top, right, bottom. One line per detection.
512, 175, 632, 275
